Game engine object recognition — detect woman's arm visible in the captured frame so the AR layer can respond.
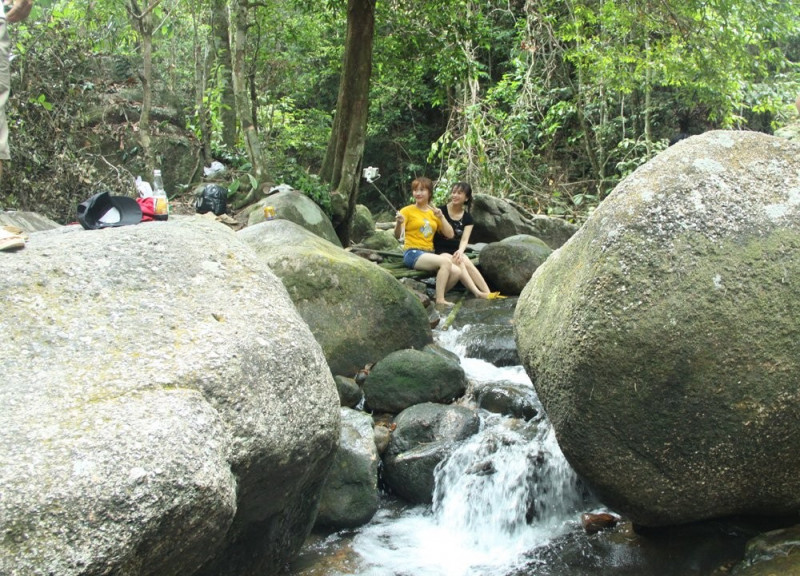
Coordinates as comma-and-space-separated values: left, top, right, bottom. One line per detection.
6, 0, 33, 23
432, 207, 454, 239
394, 211, 405, 239
458, 224, 474, 253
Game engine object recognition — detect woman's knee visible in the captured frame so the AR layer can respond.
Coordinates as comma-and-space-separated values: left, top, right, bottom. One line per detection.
435, 255, 453, 269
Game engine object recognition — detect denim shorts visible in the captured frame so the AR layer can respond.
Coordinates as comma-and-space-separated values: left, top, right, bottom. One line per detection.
403, 249, 431, 268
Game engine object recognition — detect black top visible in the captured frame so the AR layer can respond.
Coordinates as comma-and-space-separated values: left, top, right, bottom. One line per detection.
434, 203, 474, 254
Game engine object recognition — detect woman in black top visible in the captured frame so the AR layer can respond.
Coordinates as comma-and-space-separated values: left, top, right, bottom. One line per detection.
434, 182, 494, 296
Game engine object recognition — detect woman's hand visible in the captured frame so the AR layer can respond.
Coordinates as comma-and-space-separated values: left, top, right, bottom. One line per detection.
394, 211, 405, 240
434, 207, 454, 238
6, 0, 33, 23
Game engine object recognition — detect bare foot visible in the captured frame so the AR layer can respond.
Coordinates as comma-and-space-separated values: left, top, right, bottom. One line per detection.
435, 300, 454, 307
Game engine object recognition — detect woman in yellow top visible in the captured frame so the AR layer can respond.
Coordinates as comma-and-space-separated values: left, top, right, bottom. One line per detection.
394, 177, 492, 306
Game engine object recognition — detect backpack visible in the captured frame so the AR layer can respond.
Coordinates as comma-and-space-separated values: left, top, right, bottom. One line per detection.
195, 184, 228, 216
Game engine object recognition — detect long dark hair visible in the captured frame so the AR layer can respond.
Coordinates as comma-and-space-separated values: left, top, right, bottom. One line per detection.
452, 182, 473, 212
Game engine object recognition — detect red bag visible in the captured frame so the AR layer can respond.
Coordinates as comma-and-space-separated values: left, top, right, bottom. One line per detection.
136, 197, 167, 221
137, 197, 155, 222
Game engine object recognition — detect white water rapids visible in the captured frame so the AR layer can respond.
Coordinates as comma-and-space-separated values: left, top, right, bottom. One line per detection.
296, 326, 593, 576
290, 319, 761, 576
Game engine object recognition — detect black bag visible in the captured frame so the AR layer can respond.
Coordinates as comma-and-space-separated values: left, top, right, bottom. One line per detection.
195, 184, 228, 216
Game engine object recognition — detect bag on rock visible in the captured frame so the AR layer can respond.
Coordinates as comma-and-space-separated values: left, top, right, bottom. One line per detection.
136, 197, 156, 222
195, 184, 228, 216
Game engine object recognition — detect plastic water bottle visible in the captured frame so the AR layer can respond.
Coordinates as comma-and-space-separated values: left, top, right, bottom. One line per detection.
152, 169, 169, 221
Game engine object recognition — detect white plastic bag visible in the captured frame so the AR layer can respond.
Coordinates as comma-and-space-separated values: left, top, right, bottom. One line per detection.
136, 176, 153, 198
203, 161, 226, 178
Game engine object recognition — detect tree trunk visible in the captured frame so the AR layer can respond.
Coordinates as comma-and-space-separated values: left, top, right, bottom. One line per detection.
644, 38, 653, 156
229, 0, 266, 185
193, 10, 213, 164
575, 67, 601, 192
320, 0, 376, 246
213, 0, 237, 150
126, 0, 160, 174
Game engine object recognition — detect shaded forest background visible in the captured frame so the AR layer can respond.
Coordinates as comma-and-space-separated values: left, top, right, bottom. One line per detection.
1, 0, 798, 228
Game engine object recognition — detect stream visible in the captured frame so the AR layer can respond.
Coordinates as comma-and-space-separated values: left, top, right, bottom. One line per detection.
288, 298, 766, 576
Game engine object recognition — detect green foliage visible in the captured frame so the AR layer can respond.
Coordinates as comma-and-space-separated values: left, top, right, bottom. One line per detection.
0, 10, 124, 223
260, 97, 332, 173
278, 165, 332, 215
28, 94, 53, 111
422, 0, 800, 222
51, 0, 137, 54
6, 0, 800, 227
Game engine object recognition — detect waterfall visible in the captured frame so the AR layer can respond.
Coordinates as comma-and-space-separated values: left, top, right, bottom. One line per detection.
433, 416, 586, 550
345, 328, 591, 576
292, 319, 752, 576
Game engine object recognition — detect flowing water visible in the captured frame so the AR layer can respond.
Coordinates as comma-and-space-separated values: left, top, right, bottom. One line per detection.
347, 361, 592, 576
289, 310, 757, 576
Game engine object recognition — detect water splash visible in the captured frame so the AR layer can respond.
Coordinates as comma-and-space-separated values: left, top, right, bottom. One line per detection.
347, 336, 590, 576
433, 418, 585, 547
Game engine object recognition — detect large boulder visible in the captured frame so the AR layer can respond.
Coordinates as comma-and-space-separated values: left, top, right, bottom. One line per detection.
0, 217, 340, 576
383, 403, 480, 504
238, 220, 432, 377
359, 228, 401, 251
480, 234, 553, 295
362, 348, 467, 414
442, 296, 520, 366
469, 194, 578, 249
247, 188, 342, 246
316, 408, 380, 529
514, 130, 800, 527
350, 204, 376, 244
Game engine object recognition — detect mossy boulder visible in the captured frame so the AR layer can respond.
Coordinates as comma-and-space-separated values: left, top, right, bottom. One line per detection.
0, 217, 340, 576
360, 229, 401, 251
514, 130, 800, 527
469, 194, 578, 249
248, 188, 341, 246
362, 348, 468, 414
382, 402, 480, 504
316, 408, 380, 529
351, 204, 376, 244
239, 220, 432, 377
480, 234, 553, 295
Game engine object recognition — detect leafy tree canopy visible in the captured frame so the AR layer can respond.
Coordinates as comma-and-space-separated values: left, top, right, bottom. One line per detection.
1, 0, 798, 223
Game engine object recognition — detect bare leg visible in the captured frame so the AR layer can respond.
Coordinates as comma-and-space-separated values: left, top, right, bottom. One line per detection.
434, 262, 454, 304
464, 258, 491, 293
451, 253, 491, 297
415, 253, 457, 305
456, 265, 491, 299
